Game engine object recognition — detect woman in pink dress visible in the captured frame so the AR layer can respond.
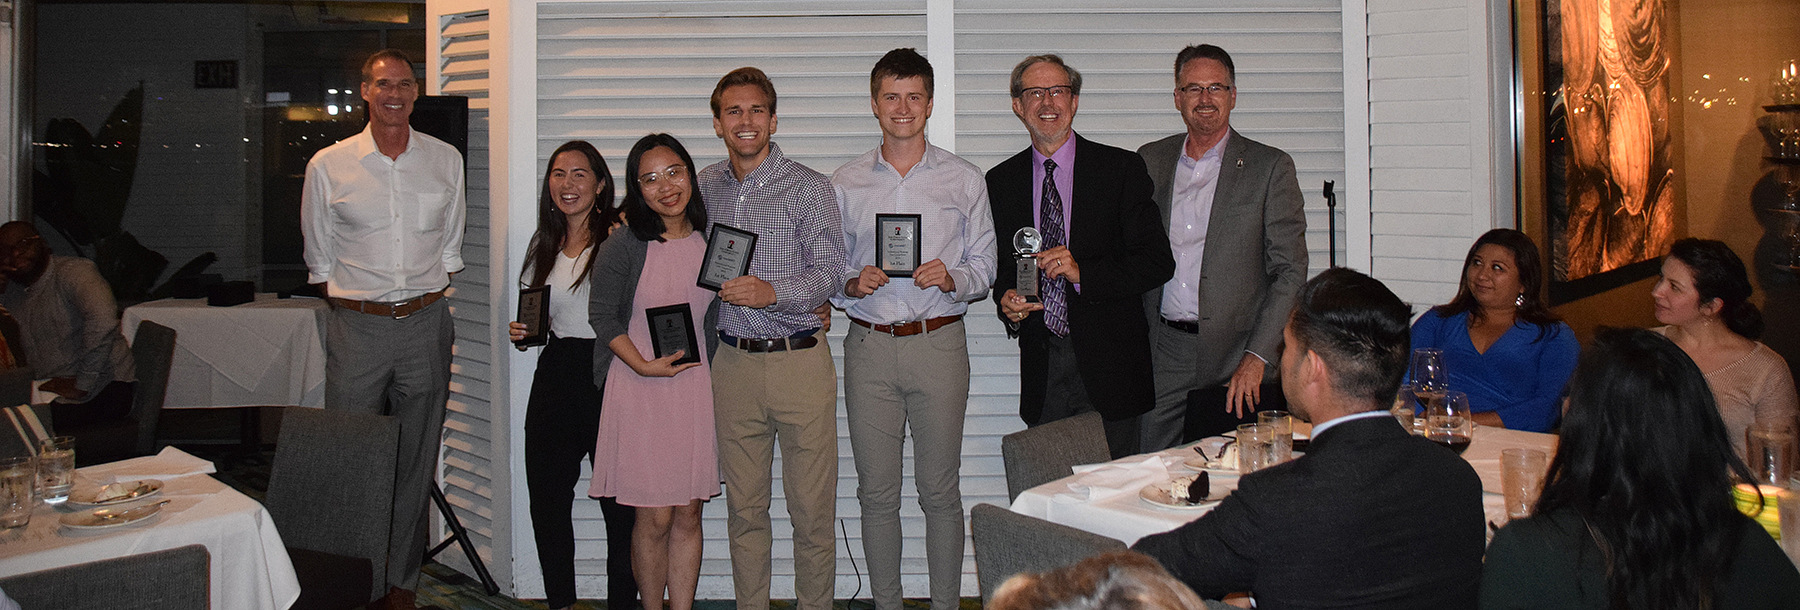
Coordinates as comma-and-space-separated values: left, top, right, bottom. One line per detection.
587, 133, 719, 610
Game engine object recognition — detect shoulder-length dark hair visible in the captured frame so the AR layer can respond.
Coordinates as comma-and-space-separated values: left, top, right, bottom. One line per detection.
1434, 228, 1561, 339
1666, 237, 1764, 340
520, 140, 618, 289
622, 134, 707, 243
1535, 327, 1758, 610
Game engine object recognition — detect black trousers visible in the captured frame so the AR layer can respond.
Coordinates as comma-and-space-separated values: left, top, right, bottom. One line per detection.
49, 380, 136, 428
525, 336, 637, 608
1035, 335, 1140, 459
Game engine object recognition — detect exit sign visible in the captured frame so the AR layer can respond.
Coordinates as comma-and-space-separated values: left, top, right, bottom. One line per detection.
194, 60, 237, 89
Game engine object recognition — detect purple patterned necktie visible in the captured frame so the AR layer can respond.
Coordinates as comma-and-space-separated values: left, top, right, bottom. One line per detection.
1040, 159, 1070, 337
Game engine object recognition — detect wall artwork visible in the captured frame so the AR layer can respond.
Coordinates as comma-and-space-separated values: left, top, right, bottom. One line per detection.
1523, 0, 1682, 303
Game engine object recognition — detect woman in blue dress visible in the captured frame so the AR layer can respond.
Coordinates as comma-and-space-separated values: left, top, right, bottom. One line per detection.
1411, 229, 1578, 432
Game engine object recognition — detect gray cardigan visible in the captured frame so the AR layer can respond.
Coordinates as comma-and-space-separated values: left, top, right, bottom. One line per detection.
588, 233, 720, 386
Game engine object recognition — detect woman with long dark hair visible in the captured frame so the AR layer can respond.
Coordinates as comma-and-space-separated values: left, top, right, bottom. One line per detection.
1479, 327, 1800, 608
507, 140, 635, 610
1651, 237, 1798, 455
1410, 228, 1578, 431
587, 134, 720, 610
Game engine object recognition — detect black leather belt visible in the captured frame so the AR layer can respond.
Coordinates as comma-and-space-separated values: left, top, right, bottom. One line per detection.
719, 331, 819, 353
1161, 317, 1199, 334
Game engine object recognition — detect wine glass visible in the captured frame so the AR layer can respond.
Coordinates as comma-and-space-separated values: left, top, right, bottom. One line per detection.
1426, 391, 1474, 455
1408, 348, 1448, 413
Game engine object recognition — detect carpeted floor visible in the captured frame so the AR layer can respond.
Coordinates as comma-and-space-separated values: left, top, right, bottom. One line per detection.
169, 408, 982, 610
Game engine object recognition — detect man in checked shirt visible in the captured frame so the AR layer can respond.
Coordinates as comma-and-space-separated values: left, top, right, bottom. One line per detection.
829, 48, 996, 610
697, 66, 848, 610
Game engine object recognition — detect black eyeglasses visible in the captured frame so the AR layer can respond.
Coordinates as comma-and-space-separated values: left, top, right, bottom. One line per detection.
1017, 86, 1073, 101
1177, 83, 1234, 97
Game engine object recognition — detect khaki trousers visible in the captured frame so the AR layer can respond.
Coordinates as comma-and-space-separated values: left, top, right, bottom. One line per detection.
711, 340, 839, 610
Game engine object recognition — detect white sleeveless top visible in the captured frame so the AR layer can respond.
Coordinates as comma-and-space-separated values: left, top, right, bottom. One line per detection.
548, 246, 596, 339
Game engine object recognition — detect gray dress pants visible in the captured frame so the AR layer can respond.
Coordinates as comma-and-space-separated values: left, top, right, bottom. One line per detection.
843, 321, 970, 610
324, 300, 453, 591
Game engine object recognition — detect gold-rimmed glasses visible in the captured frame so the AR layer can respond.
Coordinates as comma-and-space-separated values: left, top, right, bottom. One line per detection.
638, 165, 688, 188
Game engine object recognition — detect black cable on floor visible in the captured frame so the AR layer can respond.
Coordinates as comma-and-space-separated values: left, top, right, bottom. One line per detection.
839, 518, 873, 610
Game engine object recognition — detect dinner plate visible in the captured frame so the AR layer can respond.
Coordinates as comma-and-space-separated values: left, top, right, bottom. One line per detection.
67, 479, 163, 508
59, 502, 164, 530
1139, 479, 1227, 510
1181, 456, 1242, 476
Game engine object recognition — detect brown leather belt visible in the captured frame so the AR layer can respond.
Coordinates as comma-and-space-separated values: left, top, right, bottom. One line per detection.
719, 331, 819, 353
329, 290, 446, 319
850, 314, 963, 337
1161, 317, 1200, 334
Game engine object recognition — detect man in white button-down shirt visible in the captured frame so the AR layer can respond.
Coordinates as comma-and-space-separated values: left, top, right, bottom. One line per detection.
1138, 44, 1308, 451
299, 48, 465, 609
829, 48, 996, 610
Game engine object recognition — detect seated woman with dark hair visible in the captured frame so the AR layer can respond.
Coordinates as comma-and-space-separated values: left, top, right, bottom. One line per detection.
1410, 229, 1578, 432
1651, 237, 1797, 455
1478, 327, 1800, 609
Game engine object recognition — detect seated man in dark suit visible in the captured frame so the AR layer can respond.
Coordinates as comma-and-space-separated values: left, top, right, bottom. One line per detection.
1133, 268, 1485, 609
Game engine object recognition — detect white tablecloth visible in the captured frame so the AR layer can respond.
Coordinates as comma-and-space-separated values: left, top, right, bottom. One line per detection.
1010, 421, 1559, 544
0, 447, 301, 610
122, 295, 328, 409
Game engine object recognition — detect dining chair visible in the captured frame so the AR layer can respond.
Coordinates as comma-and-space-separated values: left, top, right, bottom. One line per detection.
970, 503, 1127, 603
0, 543, 209, 609
68, 320, 177, 465
1001, 411, 1111, 501
264, 406, 398, 609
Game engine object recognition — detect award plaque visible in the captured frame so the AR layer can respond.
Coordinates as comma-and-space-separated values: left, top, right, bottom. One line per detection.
1013, 227, 1044, 303
875, 213, 922, 277
646, 303, 701, 365
515, 286, 550, 347
698, 224, 758, 291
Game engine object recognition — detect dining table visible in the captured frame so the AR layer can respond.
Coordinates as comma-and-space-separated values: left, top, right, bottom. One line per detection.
1009, 418, 1558, 545
121, 294, 329, 410
0, 446, 301, 610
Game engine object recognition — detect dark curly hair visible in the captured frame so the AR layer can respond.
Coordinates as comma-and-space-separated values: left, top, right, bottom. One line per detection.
1665, 237, 1763, 340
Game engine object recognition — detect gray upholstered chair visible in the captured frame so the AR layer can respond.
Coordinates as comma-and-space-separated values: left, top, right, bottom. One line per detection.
1000, 411, 1111, 501
0, 544, 209, 609
264, 407, 398, 609
970, 503, 1128, 602
69, 320, 177, 465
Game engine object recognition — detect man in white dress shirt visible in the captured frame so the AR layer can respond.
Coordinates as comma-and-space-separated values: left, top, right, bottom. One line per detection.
830, 47, 997, 610
299, 48, 465, 610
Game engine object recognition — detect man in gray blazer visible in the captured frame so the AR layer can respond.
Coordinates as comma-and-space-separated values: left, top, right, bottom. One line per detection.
1138, 44, 1309, 451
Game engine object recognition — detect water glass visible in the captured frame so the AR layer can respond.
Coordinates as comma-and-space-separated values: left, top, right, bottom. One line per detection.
1747, 421, 1796, 487
1391, 387, 1418, 433
1258, 410, 1293, 463
1237, 423, 1277, 474
1501, 448, 1548, 519
1426, 391, 1474, 455
1782, 481, 1800, 564
0, 456, 32, 528
38, 436, 75, 505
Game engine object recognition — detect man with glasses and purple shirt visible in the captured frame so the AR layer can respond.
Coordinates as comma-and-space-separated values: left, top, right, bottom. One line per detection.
986, 54, 1174, 458
831, 48, 995, 610
698, 66, 846, 610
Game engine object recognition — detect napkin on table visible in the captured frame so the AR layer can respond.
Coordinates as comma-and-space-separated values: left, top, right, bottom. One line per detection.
1053, 456, 1171, 503
78, 446, 217, 484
